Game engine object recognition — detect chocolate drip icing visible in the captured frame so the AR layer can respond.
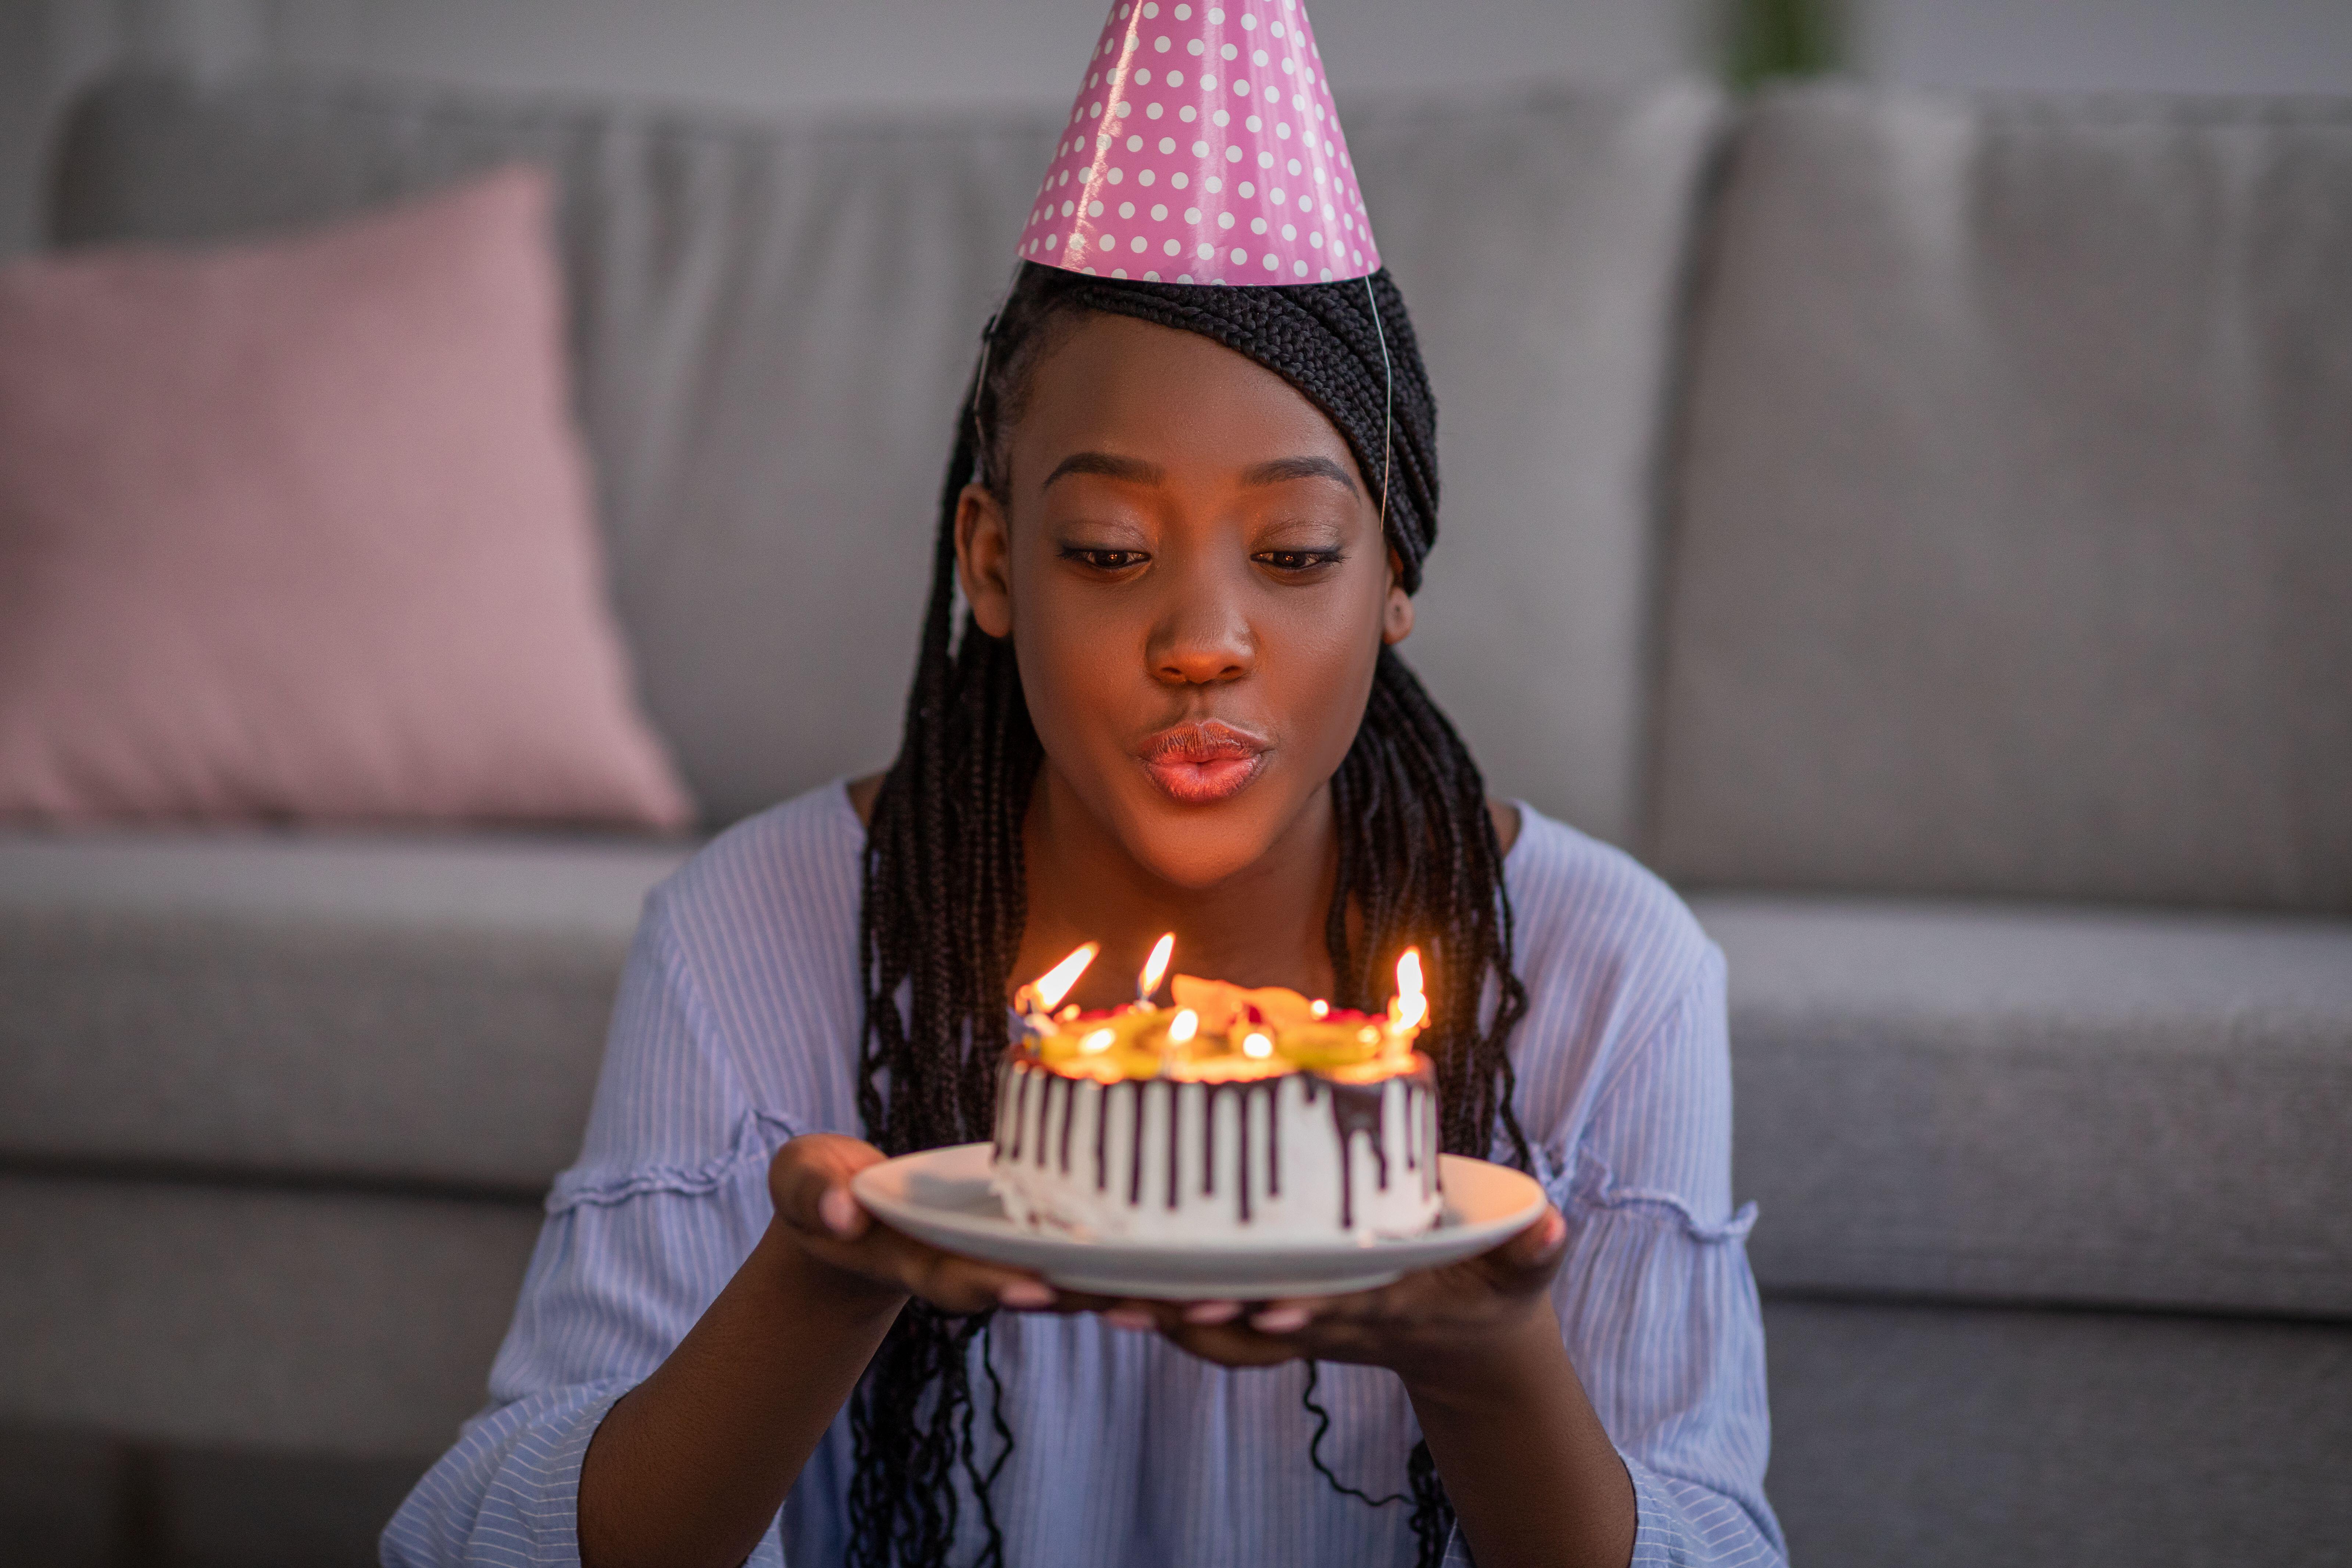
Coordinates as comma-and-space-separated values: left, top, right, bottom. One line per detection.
1127, 1081, 1147, 1206
1094, 1078, 1111, 1191
1002, 1051, 1438, 1234
1234, 1088, 1251, 1222
1164, 1080, 1181, 1210
1202, 1084, 1219, 1196
1196, 1079, 1281, 1224
1272, 1080, 1291, 1217
1323, 1079, 1391, 1231
1007, 1067, 1032, 1162
1055, 1074, 1076, 1174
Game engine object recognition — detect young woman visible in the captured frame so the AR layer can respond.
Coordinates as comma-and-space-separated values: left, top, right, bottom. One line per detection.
383, 263, 1780, 1568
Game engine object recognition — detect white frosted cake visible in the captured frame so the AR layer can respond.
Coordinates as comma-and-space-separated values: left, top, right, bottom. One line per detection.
990, 964, 1442, 1244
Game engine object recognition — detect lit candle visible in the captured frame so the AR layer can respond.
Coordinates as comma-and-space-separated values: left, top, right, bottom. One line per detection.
1019, 944, 1429, 1083
1137, 932, 1175, 1007
1017, 941, 1099, 1032
1385, 947, 1427, 1060
1158, 1006, 1200, 1072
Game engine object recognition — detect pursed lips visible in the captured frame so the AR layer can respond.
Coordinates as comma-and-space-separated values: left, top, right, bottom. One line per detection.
1136, 720, 1271, 805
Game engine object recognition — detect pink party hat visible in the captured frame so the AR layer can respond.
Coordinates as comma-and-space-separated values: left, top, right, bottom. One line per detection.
1018, 0, 1381, 285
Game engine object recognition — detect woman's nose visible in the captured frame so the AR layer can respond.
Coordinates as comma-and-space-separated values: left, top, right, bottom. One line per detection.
1148, 576, 1254, 687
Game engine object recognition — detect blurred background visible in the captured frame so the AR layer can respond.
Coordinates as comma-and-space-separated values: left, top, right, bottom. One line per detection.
3, 1, 2350, 1566
8, 0, 2352, 258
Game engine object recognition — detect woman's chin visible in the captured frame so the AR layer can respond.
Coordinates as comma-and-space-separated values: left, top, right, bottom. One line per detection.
1120, 800, 1289, 892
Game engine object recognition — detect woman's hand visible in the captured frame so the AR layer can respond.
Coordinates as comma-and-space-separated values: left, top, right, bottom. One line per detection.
1104, 1206, 1572, 1394
1100, 1208, 1632, 1568
765, 1133, 1060, 1315
582, 1133, 1061, 1568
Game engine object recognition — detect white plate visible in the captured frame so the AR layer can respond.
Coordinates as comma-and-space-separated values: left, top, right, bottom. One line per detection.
851, 1142, 1548, 1300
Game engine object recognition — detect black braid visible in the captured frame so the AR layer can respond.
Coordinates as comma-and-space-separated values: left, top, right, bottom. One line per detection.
852, 262, 1531, 1568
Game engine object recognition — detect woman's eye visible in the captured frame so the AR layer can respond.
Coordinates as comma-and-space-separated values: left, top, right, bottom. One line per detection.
1254, 549, 1343, 573
1061, 547, 1149, 571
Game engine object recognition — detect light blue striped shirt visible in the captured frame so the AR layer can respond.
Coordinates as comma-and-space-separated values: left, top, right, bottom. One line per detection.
383, 782, 1783, 1567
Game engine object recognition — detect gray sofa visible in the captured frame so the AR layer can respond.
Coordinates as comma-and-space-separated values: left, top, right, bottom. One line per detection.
3, 69, 2348, 1567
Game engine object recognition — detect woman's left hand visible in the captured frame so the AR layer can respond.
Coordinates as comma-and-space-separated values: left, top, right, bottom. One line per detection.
1059, 1209, 1639, 1568
1085, 1206, 1571, 1388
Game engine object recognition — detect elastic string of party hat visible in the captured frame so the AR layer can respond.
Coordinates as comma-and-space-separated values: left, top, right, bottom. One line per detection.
971, 314, 998, 485
1365, 274, 1393, 532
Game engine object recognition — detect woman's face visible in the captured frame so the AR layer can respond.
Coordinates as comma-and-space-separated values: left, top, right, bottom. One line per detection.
956, 312, 1412, 892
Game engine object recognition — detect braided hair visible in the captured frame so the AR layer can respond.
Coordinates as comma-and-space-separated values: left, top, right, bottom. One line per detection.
851, 261, 1532, 1568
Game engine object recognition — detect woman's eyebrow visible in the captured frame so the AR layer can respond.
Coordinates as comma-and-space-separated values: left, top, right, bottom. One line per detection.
1039, 451, 1359, 493
1241, 455, 1360, 494
1042, 451, 1164, 489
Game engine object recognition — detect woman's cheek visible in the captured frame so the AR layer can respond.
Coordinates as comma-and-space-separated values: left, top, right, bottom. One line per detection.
1014, 594, 1141, 792
1265, 594, 1385, 777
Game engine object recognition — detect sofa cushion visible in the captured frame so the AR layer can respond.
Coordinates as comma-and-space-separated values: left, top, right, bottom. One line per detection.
0, 832, 686, 1191
1764, 1297, 2352, 1568
0, 1175, 539, 1455
49, 71, 1725, 845
1652, 87, 2352, 911
0, 165, 691, 831
1699, 893, 2352, 1318
1342, 84, 1723, 843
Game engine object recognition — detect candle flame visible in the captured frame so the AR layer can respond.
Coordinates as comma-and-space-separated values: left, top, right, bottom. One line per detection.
1393, 948, 1427, 1032
1168, 1008, 1199, 1044
1242, 1031, 1274, 1059
1033, 942, 1100, 1011
1079, 1028, 1116, 1055
1139, 932, 1175, 1000
1311, 999, 1330, 1018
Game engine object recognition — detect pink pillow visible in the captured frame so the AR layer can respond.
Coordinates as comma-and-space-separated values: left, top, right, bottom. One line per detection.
0, 166, 694, 829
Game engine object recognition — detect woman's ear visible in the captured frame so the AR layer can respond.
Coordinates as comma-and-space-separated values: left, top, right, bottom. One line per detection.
955, 482, 1016, 639
1381, 546, 1415, 646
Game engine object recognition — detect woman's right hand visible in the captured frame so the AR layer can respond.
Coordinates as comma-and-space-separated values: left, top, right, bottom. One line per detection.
582, 1134, 1056, 1568
765, 1133, 1059, 1315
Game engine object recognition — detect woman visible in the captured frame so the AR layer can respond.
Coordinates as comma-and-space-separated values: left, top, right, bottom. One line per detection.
382, 256, 1780, 1568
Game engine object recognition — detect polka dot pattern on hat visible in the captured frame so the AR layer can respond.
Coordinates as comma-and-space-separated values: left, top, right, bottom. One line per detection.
1016, 0, 1379, 285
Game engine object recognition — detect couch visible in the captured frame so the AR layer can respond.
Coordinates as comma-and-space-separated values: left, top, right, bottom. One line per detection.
2, 68, 2347, 1567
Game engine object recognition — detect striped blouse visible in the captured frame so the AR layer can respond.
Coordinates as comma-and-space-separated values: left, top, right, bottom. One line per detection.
382, 782, 1784, 1568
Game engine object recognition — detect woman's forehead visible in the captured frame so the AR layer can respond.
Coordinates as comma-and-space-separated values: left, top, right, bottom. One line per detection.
1012, 312, 1363, 486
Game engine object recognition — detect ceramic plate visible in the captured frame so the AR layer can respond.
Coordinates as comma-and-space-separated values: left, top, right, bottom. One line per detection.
851, 1142, 1547, 1300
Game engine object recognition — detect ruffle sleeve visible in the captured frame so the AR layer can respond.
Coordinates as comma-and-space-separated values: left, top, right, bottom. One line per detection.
381, 891, 797, 1567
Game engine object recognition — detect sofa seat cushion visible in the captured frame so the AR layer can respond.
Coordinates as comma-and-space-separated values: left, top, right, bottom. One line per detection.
0, 831, 688, 1193
1764, 1297, 2352, 1568
1697, 894, 2352, 1318
0, 1174, 539, 1454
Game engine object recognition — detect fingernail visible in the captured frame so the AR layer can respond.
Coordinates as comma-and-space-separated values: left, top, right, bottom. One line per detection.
1184, 1300, 1243, 1325
819, 1187, 857, 1235
1251, 1306, 1313, 1333
1544, 1212, 1567, 1247
1104, 1308, 1156, 1332
998, 1280, 1056, 1310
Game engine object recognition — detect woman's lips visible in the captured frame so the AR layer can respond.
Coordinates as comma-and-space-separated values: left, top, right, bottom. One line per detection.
1137, 721, 1271, 805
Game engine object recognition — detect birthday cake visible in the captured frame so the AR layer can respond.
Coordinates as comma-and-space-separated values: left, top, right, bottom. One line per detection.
990, 942, 1442, 1243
